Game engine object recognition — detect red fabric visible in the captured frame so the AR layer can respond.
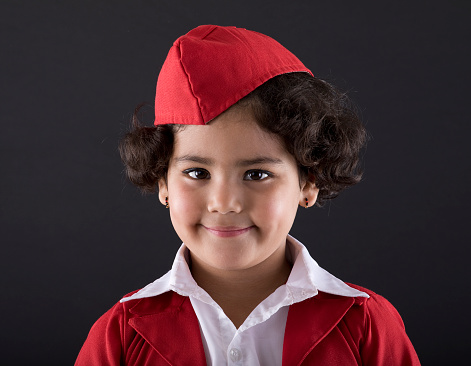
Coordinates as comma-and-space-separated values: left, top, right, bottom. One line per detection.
75, 285, 420, 365
154, 25, 312, 126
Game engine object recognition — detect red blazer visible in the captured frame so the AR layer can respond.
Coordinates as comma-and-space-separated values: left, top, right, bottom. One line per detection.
75, 284, 420, 365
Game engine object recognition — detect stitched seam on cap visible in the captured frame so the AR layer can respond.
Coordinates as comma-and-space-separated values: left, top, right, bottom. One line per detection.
177, 43, 205, 124
199, 24, 218, 40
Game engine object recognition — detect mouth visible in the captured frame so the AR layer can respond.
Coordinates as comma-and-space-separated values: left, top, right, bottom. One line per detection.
203, 225, 254, 238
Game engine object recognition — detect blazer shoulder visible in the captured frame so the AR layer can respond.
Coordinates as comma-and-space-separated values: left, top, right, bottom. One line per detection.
76, 290, 192, 366
341, 283, 421, 365
344, 282, 405, 325
344, 282, 377, 298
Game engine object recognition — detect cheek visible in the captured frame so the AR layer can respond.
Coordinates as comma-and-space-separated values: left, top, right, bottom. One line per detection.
168, 181, 202, 227
251, 183, 299, 227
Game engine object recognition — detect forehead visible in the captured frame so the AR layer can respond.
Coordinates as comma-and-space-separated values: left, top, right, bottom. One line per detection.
172, 107, 290, 162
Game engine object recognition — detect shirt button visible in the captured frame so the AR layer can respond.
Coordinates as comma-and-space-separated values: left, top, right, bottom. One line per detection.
229, 348, 242, 362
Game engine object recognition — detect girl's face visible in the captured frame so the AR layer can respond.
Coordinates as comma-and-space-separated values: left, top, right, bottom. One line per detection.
159, 106, 318, 274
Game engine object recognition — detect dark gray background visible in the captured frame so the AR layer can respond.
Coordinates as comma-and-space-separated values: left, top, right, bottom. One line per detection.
1, 0, 470, 364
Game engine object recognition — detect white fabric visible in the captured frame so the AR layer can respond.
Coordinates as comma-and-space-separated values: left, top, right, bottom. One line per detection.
121, 235, 368, 365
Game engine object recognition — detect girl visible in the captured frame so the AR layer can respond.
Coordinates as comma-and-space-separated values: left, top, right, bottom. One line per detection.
76, 25, 420, 365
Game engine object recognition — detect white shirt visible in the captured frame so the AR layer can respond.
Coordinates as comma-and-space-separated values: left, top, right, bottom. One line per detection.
121, 235, 368, 366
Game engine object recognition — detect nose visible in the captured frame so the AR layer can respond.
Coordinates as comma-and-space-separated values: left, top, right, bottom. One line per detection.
207, 177, 243, 214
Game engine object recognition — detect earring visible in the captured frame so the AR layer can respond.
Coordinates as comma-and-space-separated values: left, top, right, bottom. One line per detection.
165, 197, 169, 209
305, 198, 309, 208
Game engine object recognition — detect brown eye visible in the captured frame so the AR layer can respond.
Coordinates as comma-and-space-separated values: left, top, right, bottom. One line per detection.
186, 169, 210, 179
244, 170, 270, 181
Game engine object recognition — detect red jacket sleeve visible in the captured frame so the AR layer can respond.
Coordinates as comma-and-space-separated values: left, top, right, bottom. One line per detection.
75, 301, 125, 366
358, 292, 420, 365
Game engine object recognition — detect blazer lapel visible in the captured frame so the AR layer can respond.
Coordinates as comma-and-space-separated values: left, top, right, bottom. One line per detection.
127, 291, 206, 366
282, 293, 355, 366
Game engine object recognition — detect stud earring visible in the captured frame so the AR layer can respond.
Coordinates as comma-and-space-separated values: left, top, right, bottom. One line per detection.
165, 197, 169, 209
305, 198, 309, 208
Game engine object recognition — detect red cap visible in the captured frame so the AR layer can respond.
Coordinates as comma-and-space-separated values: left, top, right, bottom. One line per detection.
154, 25, 312, 125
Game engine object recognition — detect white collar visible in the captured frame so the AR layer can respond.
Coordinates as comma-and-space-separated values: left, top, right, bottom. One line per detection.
121, 234, 368, 303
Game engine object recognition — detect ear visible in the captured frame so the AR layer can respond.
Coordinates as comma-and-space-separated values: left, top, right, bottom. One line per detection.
299, 175, 319, 208
157, 178, 169, 206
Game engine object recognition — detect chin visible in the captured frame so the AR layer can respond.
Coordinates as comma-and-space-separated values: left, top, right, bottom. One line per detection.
205, 253, 253, 271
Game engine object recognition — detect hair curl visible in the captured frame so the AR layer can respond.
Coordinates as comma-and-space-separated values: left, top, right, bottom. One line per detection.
119, 73, 366, 205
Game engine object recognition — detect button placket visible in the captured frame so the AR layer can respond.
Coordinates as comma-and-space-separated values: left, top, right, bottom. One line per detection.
227, 331, 244, 364
229, 347, 242, 362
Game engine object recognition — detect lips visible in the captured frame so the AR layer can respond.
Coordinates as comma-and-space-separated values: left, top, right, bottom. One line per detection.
203, 225, 254, 238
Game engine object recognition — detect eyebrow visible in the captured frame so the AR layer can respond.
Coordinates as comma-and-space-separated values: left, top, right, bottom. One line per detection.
173, 155, 284, 166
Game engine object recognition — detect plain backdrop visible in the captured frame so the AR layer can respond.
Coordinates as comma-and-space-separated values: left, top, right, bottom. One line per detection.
1, 0, 470, 364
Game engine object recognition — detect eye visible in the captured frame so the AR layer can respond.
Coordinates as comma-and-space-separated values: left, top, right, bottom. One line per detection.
244, 170, 271, 181
183, 168, 210, 180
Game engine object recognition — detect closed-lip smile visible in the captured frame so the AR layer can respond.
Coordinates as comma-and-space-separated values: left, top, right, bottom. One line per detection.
203, 225, 254, 237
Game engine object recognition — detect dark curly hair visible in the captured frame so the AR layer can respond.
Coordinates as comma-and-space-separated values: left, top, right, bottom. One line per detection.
119, 72, 366, 206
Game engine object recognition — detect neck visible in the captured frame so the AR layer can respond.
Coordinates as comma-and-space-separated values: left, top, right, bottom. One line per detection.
190, 243, 292, 328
